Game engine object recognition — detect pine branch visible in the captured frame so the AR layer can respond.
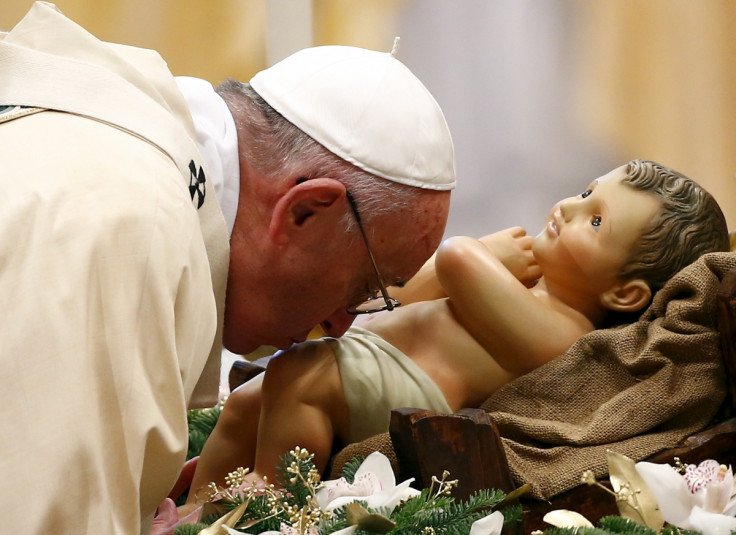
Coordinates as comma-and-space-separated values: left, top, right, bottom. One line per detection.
539, 528, 612, 535
598, 516, 657, 534
338, 455, 366, 484
317, 509, 350, 535
173, 523, 211, 535
276, 448, 321, 507
386, 487, 508, 534
462, 489, 507, 512
186, 407, 221, 459
501, 503, 524, 528
660, 528, 706, 535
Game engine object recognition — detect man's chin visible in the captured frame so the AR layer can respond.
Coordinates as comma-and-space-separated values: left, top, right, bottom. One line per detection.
223, 333, 298, 355
272, 334, 308, 351
222, 332, 260, 356
223, 318, 317, 354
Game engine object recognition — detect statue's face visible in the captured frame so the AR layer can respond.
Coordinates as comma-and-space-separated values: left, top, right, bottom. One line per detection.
533, 165, 661, 295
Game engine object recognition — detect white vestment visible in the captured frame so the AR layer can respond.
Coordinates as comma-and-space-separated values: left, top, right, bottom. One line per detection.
0, 2, 230, 533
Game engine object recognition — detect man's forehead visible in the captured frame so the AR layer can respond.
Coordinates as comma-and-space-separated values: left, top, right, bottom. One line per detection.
364, 245, 422, 291
369, 191, 448, 279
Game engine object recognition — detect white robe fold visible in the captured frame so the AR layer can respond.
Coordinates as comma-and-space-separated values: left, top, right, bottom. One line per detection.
0, 2, 230, 532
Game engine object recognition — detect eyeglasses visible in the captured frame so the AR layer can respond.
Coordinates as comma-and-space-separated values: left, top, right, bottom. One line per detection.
345, 190, 401, 315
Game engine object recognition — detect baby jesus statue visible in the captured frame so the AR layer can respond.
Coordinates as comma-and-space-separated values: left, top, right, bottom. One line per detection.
182, 159, 730, 513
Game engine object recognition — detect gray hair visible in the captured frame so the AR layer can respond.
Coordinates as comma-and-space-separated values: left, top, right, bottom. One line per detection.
215, 79, 424, 236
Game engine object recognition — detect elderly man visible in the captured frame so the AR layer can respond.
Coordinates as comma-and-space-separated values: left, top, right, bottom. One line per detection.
0, 3, 454, 533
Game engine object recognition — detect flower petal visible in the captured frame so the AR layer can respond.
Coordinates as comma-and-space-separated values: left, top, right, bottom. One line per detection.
354, 452, 396, 489
636, 461, 697, 528
319, 494, 362, 512
723, 494, 736, 517
316, 477, 350, 509
703, 465, 733, 514
543, 509, 594, 528
685, 460, 720, 494
470, 510, 504, 535
689, 506, 736, 535
318, 452, 394, 510
319, 452, 418, 513
365, 479, 420, 512
316, 473, 381, 510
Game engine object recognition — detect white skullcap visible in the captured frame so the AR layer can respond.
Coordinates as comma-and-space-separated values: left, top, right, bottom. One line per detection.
249, 41, 456, 190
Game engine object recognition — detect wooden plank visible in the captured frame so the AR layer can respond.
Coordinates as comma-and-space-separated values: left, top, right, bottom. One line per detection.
390, 407, 516, 498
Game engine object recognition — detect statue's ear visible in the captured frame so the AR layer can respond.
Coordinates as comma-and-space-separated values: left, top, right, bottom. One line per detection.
600, 279, 652, 313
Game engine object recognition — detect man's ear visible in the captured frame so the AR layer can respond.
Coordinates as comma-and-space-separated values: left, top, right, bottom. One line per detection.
269, 178, 346, 241
600, 279, 652, 313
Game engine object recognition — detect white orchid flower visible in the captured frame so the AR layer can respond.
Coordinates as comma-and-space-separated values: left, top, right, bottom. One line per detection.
469, 510, 504, 535
636, 459, 736, 533
542, 509, 594, 528
316, 451, 420, 513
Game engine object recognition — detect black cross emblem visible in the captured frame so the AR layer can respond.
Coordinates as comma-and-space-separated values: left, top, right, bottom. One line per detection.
188, 160, 206, 209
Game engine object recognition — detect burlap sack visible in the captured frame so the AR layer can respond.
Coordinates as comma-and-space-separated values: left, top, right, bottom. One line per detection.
332, 252, 735, 499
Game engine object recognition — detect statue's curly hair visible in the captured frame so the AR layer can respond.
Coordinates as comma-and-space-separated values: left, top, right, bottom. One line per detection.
618, 159, 730, 293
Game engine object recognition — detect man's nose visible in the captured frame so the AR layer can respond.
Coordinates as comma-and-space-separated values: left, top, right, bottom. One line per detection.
320, 309, 356, 338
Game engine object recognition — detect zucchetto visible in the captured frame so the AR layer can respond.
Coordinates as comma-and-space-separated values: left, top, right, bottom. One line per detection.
250, 42, 456, 190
